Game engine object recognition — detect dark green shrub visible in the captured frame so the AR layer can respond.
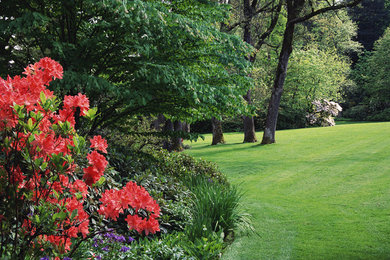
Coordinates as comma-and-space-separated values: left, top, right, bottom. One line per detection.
105, 132, 228, 234
150, 149, 228, 185
366, 107, 390, 121
343, 104, 370, 120
277, 105, 308, 129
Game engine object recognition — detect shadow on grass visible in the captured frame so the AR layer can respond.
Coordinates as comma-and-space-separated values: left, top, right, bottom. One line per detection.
186, 141, 267, 156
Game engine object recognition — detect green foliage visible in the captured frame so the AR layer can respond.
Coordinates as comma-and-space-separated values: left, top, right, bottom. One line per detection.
149, 150, 228, 184
295, 10, 362, 55
74, 230, 225, 260
0, 0, 253, 130
107, 147, 192, 233
104, 129, 229, 236
343, 104, 369, 120
346, 27, 390, 121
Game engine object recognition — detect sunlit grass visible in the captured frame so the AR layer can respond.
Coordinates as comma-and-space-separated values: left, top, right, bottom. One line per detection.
185, 122, 390, 259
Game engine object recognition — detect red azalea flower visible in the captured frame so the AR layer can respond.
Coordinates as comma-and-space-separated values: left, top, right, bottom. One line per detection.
90, 135, 108, 153
87, 150, 108, 172
63, 93, 90, 116
82, 166, 102, 186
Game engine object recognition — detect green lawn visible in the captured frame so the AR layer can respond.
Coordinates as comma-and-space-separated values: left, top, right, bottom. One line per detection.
185, 122, 390, 259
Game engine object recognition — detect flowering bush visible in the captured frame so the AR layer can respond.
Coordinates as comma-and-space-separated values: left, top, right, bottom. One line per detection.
306, 99, 342, 127
0, 58, 160, 259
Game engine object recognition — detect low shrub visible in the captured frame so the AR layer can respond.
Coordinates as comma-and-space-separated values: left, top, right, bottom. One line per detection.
73, 229, 224, 260
366, 107, 390, 121
342, 104, 370, 121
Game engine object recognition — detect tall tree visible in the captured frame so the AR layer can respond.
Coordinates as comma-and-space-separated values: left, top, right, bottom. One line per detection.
261, 0, 362, 144
225, 0, 283, 143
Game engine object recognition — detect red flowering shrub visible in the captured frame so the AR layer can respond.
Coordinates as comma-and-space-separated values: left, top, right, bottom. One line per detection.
0, 58, 160, 259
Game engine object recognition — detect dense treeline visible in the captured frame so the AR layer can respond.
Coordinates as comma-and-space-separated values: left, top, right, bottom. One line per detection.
343, 0, 390, 121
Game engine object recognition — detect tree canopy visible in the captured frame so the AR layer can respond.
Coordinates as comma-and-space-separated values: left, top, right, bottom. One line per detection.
0, 0, 253, 132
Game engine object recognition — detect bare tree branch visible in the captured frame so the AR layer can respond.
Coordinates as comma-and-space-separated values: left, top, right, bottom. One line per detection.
225, 0, 275, 31
289, 0, 362, 25
255, 0, 282, 50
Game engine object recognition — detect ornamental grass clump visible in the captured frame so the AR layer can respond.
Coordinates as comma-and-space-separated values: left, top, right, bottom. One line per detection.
184, 175, 252, 242
0, 58, 160, 259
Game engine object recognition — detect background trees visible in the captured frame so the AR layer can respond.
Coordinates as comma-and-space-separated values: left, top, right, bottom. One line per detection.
279, 46, 350, 129
342, 0, 390, 121
1, 0, 375, 145
348, 0, 390, 53
346, 27, 390, 120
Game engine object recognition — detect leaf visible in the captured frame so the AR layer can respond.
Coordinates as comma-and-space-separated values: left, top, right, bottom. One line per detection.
70, 209, 78, 220
34, 214, 40, 224
27, 118, 33, 131
40, 91, 47, 105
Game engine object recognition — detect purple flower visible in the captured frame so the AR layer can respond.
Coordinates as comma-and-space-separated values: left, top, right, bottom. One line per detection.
120, 246, 130, 252
115, 234, 126, 243
63, 258, 72, 260
104, 232, 127, 243
104, 232, 114, 239
102, 246, 110, 252
40, 257, 50, 260
96, 256, 102, 260
128, 236, 135, 243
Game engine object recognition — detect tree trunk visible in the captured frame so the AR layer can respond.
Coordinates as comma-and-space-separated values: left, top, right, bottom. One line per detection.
171, 121, 183, 151
183, 122, 190, 133
242, 0, 257, 143
259, 0, 360, 144
243, 89, 257, 143
261, 2, 301, 144
151, 114, 165, 131
211, 117, 225, 145
162, 119, 174, 150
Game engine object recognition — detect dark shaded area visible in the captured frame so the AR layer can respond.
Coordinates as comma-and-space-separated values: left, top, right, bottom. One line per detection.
349, 0, 390, 62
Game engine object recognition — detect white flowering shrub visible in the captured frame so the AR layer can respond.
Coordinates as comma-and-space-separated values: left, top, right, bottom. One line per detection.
306, 99, 342, 127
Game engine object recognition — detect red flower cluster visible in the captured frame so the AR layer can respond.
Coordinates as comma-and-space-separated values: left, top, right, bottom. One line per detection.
83, 150, 108, 186
98, 181, 160, 235
90, 135, 108, 154
0, 58, 160, 256
0, 57, 59, 129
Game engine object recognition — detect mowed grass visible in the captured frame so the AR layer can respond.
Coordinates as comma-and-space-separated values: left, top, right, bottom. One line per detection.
185, 122, 390, 259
